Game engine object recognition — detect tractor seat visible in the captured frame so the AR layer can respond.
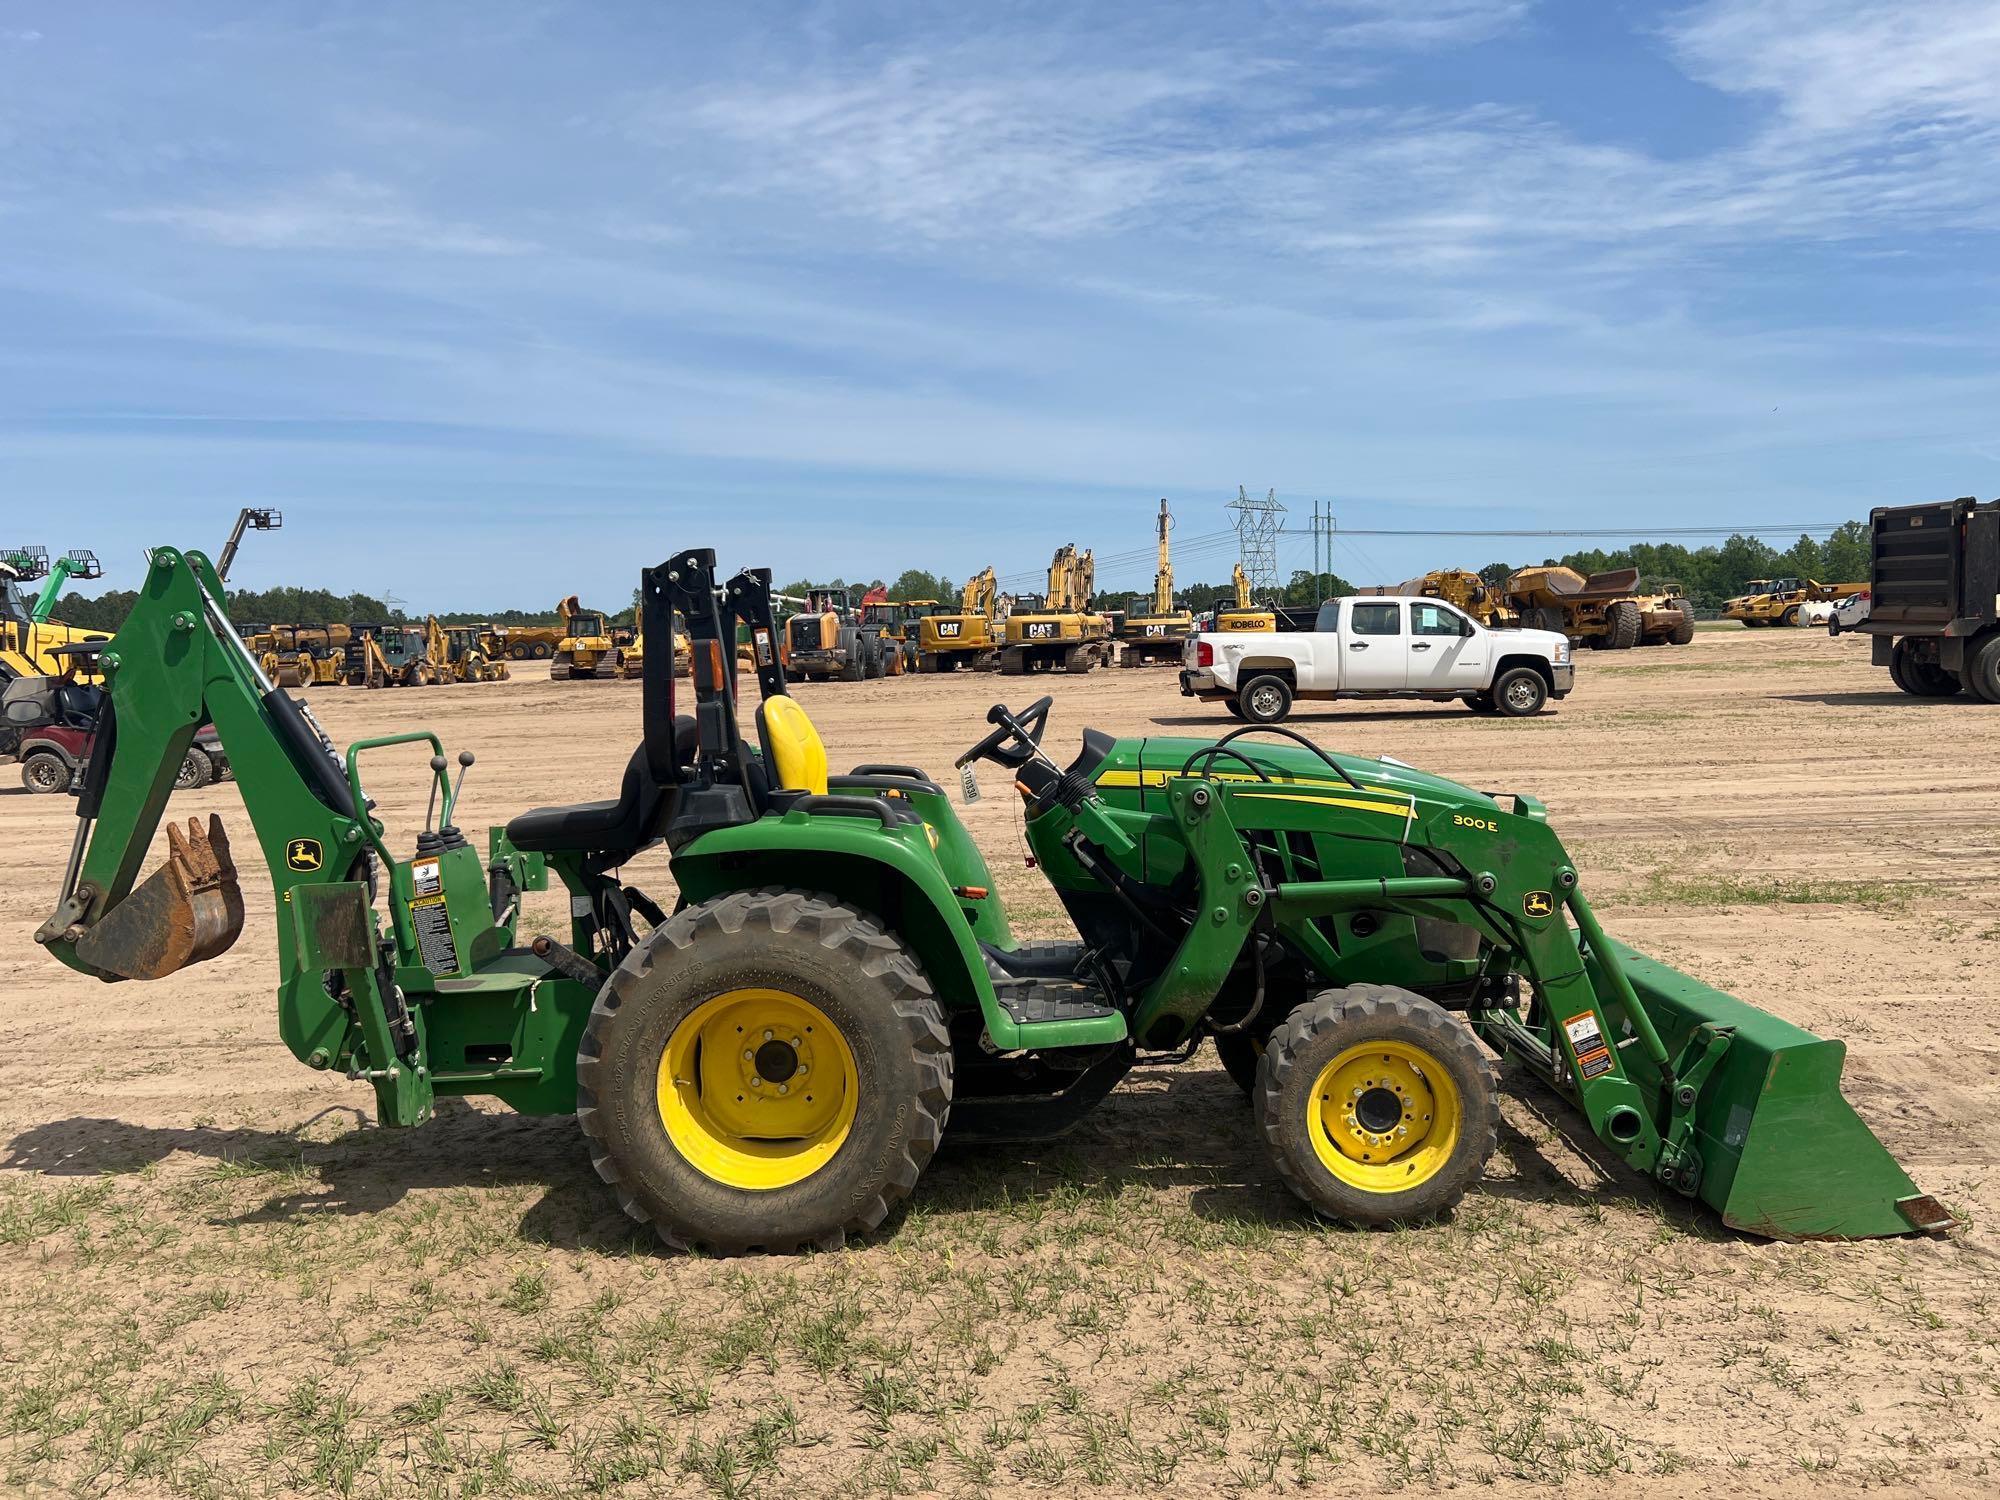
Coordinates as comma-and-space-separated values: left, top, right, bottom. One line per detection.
505, 716, 698, 856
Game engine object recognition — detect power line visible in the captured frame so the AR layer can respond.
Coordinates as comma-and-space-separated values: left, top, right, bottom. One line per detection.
1288, 522, 1852, 539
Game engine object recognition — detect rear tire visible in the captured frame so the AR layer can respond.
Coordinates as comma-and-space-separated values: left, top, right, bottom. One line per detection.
1959, 634, 2000, 703
578, 889, 952, 1254
1238, 674, 1293, 724
1780, 606, 1801, 627
1224, 697, 1247, 720
1491, 667, 1548, 716
21, 751, 72, 794
1256, 986, 1498, 1227
1893, 637, 1961, 697
532, 643, 552, 660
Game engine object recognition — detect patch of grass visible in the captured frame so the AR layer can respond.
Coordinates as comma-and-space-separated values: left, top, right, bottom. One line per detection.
1638, 868, 1930, 911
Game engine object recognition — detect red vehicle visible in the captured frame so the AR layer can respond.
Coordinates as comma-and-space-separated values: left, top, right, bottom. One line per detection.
2, 668, 230, 794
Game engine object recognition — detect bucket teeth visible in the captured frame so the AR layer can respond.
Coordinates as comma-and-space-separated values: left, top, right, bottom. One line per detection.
74, 815, 246, 980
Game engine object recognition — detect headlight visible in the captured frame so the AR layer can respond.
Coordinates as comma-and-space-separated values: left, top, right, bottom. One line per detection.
1555, 642, 1571, 664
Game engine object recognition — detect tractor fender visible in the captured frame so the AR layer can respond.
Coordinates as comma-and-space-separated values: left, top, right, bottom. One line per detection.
669, 811, 1027, 1049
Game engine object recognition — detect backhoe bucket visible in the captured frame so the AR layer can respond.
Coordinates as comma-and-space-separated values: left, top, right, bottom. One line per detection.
75, 816, 245, 980
1592, 940, 1953, 1239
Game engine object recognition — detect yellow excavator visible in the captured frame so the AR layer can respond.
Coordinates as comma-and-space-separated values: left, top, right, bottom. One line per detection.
1000, 544, 1112, 675
917, 567, 1001, 671
1213, 562, 1277, 633
1115, 498, 1196, 667
550, 596, 626, 681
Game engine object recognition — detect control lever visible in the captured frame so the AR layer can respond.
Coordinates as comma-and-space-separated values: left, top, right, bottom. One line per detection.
423, 755, 447, 834
445, 751, 475, 826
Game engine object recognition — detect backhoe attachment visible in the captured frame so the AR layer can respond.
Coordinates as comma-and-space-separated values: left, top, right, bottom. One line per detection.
66, 816, 245, 980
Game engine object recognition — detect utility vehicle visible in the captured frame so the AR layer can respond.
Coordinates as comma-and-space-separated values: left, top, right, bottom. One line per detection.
32, 543, 1946, 1253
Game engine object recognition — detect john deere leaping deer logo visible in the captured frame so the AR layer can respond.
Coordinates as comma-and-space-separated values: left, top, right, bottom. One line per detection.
285, 838, 324, 873
1523, 890, 1555, 918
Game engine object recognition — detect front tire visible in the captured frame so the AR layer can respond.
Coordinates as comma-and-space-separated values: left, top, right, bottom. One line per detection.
1238, 674, 1293, 724
21, 751, 72, 794
1255, 986, 1497, 1227
577, 890, 952, 1254
1491, 666, 1548, 716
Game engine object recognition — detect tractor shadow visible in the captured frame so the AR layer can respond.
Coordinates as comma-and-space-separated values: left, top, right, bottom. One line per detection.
4, 1066, 1699, 1252
1774, 690, 1950, 707
1, 1101, 646, 1254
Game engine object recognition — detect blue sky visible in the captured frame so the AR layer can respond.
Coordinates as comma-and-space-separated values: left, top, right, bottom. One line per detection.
4, 1, 1998, 607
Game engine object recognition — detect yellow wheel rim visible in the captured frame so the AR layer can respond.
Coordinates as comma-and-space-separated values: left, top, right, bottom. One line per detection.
1307, 1039, 1462, 1193
655, 989, 858, 1190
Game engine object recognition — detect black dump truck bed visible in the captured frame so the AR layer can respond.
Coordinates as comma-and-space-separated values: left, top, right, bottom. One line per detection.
1864, 497, 2000, 637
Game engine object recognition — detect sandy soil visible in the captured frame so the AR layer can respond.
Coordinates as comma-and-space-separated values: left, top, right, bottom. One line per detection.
2, 623, 1997, 1497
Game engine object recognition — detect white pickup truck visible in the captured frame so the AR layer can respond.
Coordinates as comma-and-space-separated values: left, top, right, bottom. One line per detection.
1179, 596, 1574, 721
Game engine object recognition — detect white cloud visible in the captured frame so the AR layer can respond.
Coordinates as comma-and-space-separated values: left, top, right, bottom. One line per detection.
113, 171, 530, 254
1313, 1, 1532, 49
1666, 0, 2000, 133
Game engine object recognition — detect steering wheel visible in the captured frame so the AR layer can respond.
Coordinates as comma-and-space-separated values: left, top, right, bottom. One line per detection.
955, 696, 1053, 770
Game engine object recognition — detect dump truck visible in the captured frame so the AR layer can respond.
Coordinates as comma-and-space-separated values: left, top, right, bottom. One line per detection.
1412, 567, 1695, 649
1854, 495, 2000, 700
1000, 544, 1113, 674
32, 539, 1952, 1256
917, 567, 1001, 671
1115, 499, 1196, 666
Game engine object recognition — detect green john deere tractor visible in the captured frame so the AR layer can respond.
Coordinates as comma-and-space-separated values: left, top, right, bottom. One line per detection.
33, 543, 1951, 1252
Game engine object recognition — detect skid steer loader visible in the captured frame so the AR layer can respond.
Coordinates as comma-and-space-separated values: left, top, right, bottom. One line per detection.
34, 541, 1951, 1254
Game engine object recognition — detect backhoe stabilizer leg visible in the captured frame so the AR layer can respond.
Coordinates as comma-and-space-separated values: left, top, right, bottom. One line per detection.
58, 816, 246, 980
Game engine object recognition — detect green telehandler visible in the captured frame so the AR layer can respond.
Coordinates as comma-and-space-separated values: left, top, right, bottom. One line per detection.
33, 542, 1951, 1252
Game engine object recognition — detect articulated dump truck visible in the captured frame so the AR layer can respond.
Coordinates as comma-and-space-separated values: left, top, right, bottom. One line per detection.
30, 541, 1954, 1253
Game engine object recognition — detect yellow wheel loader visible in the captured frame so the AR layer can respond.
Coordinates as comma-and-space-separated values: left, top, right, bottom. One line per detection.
786, 587, 883, 681
1115, 499, 1196, 666
917, 567, 1001, 671
1000, 545, 1113, 675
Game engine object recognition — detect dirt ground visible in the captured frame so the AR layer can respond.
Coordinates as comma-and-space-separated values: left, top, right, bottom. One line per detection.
3, 624, 1997, 1498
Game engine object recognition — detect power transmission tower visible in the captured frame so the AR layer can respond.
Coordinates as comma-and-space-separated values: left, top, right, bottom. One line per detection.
1228, 486, 1285, 595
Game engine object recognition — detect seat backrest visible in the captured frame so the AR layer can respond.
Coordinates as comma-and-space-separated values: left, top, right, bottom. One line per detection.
757, 695, 828, 795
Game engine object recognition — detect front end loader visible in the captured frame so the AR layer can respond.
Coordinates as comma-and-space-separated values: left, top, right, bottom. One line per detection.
34, 542, 1951, 1253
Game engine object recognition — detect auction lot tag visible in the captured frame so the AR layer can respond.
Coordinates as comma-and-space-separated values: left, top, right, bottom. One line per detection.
959, 763, 982, 803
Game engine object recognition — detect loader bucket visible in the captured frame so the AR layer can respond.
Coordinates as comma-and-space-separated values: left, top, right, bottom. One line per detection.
1588, 939, 1953, 1239
75, 815, 245, 980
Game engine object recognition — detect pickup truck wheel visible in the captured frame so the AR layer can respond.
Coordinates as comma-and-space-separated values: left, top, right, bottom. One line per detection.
175, 748, 214, 790
1224, 698, 1247, 720
1239, 675, 1293, 724
1492, 668, 1547, 717
1464, 693, 1497, 715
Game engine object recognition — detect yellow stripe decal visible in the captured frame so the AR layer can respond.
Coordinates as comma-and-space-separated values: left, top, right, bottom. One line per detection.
1232, 790, 1417, 820
1097, 767, 1408, 795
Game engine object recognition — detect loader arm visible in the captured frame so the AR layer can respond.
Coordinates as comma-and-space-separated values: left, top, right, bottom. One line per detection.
1019, 730, 1948, 1241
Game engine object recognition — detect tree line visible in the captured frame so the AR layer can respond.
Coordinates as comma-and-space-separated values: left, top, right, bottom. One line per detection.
34, 528, 1873, 633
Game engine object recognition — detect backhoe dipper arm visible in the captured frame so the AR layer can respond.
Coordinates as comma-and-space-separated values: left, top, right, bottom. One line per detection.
36, 548, 369, 982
